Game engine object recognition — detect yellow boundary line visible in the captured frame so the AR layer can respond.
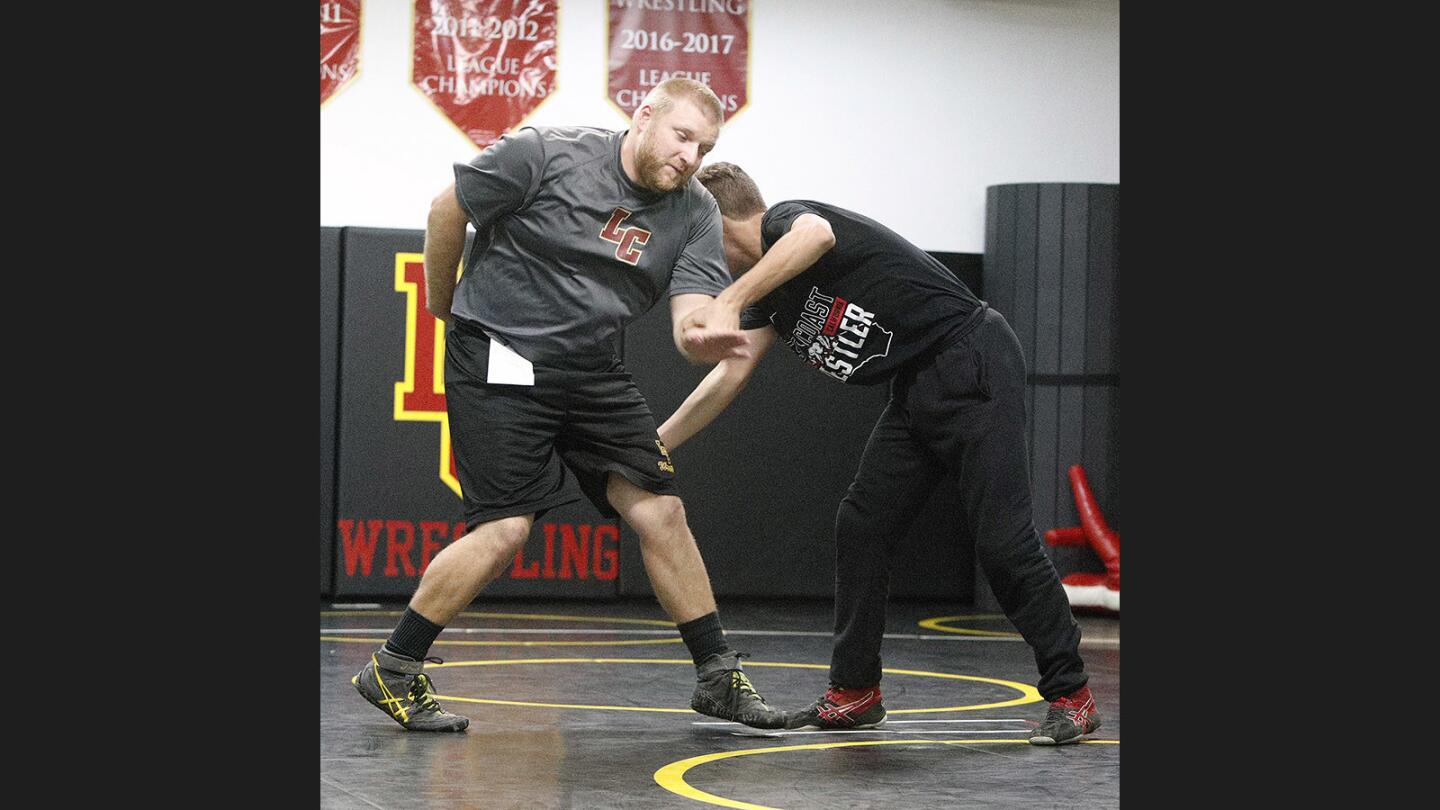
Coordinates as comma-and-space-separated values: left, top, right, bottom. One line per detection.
396, 658, 1040, 715
320, 635, 682, 647
321, 610, 675, 627
917, 614, 1023, 638
655, 738, 1119, 810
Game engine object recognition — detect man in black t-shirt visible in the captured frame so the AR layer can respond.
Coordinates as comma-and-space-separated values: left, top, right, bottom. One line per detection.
662, 163, 1101, 745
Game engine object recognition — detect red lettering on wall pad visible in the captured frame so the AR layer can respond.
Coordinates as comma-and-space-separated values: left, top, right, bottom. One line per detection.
512, 523, 621, 581
341, 519, 620, 580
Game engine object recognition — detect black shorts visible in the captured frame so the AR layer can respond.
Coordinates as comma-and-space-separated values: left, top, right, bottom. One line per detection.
444, 321, 680, 531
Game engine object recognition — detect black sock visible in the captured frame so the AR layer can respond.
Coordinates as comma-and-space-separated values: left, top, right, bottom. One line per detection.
678, 612, 731, 665
383, 607, 444, 661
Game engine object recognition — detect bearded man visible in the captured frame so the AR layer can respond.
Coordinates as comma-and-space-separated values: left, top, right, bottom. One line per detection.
351, 79, 784, 734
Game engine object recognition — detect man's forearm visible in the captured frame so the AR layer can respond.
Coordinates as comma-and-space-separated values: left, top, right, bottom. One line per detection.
423, 194, 469, 321
658, 360, 752, 450
716, 214, 834, 312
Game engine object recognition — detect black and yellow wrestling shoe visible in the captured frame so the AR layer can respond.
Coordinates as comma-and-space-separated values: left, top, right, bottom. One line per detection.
352, 647, 469, 732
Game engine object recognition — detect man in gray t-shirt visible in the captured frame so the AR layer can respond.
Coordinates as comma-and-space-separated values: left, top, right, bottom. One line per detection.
445, 122, 734, 367
352, 79, 786, 734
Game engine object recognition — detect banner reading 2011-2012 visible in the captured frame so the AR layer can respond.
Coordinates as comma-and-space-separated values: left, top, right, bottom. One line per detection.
607, 0, 749, 121
413, 1, 559, 149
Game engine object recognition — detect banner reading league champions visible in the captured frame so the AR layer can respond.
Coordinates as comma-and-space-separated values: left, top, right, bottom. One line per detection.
607, 0, 749, 119
412, 0, 558, 149
320, 0, 362, 104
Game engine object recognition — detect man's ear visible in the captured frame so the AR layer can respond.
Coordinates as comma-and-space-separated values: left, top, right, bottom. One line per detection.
633, 103, 654, 132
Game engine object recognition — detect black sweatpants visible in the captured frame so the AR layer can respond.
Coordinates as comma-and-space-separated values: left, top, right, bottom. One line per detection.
828, 307, 1087, 701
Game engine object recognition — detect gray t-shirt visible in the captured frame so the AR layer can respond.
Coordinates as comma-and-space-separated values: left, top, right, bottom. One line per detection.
450, 125, 731, 367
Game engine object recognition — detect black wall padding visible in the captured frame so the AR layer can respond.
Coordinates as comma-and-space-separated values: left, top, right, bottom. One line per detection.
321, 227, 342, 598
984, 183, 1119, 582
619, 302, 885, 598
320, 224, 985, 601
331, 228, 617, 599
333, 228, 460, 598
619, 251, 985, 600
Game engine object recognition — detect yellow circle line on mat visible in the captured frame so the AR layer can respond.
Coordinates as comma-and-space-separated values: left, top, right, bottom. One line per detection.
411, 658, 1038, 714
438, 695, 693, 712
319, 635, 683, 647
321, 610, 674, 627
917, 614, 1023, 638
655, 739, 1120, 810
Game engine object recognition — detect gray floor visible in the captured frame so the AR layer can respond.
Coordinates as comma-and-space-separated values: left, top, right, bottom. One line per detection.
321, 598, 1119, 809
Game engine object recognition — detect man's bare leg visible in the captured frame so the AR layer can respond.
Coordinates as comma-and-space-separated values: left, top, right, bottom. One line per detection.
409, 514, 535, 625
605, 473, 785, 729
352, 514, 533, 732
605, 474, 716, 623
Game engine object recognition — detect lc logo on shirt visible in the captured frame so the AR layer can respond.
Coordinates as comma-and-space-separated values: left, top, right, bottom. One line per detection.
600, 207, 652, 265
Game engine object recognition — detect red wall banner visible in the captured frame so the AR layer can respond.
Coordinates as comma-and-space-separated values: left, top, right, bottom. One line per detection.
412, 0, 558, 149
321, 0, 363, 104
607, 0, 749, 120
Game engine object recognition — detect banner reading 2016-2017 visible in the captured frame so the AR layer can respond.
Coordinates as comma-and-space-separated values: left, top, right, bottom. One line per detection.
413, 0, 558, 149
607, 0, 749, 120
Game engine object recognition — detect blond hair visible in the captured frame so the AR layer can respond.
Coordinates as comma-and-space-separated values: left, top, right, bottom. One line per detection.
639, 78, 724, 125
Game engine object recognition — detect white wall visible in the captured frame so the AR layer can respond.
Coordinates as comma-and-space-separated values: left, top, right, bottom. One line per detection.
320, 0, 1118, 253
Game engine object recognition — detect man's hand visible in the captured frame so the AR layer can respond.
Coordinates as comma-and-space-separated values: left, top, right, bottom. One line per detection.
679, 301, 752, 364
683, 327, 752, 364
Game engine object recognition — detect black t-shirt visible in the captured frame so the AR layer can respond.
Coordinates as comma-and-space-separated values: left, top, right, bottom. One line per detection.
739, 200, 983, 385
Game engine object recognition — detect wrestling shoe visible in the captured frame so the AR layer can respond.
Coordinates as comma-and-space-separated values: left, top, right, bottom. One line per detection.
1028, 684, 1101, 745
690, 651, 786, 729
785, 685, 887, 730
352, 647, 470, 732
